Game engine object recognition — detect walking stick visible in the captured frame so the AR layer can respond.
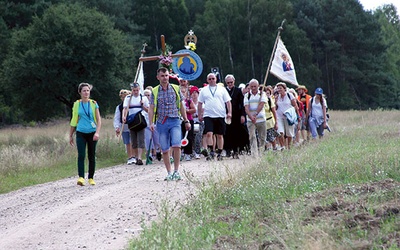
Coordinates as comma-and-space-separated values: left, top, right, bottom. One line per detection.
146, 133, 153, 165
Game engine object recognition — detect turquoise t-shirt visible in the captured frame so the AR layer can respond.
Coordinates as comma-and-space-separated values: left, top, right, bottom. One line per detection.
77, 101, 99, 133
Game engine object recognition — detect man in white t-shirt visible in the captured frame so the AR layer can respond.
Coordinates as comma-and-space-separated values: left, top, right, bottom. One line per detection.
244, 79, 267, 156
198, 73, 232, 160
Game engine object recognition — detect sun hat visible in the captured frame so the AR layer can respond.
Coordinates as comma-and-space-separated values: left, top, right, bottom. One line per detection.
296, 85, 308, 92
119, 89, 130, 96
276, 82, 287, 89
190, 86, 199, 94
238, 83, 246, 89
315, 87, 323, 95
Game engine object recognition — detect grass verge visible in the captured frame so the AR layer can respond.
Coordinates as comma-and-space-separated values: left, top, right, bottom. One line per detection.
0, 118, 127, 194
128, 110, 400, 249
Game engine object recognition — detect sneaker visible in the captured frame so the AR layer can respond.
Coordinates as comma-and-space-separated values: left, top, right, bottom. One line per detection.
77, 177, 85, 186
164, 173, 173, 181
156, 152, 162, 161
88, 178, 96, 185
136, 159, 143, 165
200, 148, 209, 157
195, 153, 201, 159
221, 150, 227, 157
127, 157, 136, 165
149, 155, 154, 162
172, 171, 182, 181
185, 154, 191, 161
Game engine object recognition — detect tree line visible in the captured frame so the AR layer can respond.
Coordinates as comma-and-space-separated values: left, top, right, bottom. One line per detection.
0, 0, 399, 124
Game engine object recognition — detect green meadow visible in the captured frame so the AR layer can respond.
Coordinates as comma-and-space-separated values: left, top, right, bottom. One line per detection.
0, 110, 399, 249
128, 110, 400, 249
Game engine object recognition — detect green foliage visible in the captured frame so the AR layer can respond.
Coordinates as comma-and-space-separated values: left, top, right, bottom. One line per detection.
294, 0, 393, 109
1, 3, 134, 122
374, 4, 400, 108
1, 0, 400, 123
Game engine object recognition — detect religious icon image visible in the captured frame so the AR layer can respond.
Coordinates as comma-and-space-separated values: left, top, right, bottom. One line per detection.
281, 52, 293, 72
179, 57, 195, 74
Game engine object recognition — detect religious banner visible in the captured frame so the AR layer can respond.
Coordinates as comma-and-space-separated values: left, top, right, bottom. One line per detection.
270, 38, 299, 86
172, 30, 203, 81
172, 50, 203, 81
137, 61, 144, 93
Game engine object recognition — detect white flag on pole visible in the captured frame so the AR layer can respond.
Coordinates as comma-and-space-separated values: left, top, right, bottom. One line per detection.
270, 38, 299, 86
137, 61, 145, 93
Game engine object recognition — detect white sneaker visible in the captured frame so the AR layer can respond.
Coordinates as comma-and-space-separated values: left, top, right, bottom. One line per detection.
127, 157, 136, 165
185, 154, 191, 161
195, 154, 201, 159
221, 150, 227, 157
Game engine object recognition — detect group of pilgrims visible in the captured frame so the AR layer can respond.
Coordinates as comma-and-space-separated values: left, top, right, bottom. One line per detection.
114, 72, 329, 165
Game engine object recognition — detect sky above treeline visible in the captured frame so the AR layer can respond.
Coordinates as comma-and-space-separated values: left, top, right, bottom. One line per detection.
358, 0, 400, 11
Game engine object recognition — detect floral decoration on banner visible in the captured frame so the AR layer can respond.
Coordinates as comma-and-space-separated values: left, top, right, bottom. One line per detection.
188, 42, 196, 51
158, 44, 173, 69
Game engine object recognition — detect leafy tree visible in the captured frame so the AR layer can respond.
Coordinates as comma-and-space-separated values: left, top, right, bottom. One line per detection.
0, 0, 57, 29
132, 0, 190, 84
194, 0, 312, 87
1, 3, 134, 122
294, 0, 388, 109
374, 4, 400, 108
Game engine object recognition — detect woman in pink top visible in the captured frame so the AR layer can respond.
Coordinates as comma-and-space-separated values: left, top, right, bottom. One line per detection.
180, 86, 196, 161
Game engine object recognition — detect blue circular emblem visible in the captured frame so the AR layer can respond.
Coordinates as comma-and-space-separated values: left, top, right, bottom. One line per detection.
172, 49, 203, 81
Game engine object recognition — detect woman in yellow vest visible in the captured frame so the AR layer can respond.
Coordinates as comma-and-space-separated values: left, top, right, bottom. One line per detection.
69, 83, 102, 186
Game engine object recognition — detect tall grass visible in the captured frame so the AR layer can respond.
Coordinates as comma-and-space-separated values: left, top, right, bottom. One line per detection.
129, 110, 400, 249
0, 118, 127, 194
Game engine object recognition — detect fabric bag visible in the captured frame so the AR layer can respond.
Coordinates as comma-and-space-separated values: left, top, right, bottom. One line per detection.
127, 112, 147, 131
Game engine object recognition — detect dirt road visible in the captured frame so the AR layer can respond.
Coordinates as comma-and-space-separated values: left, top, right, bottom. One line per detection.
0, 157, 250, 250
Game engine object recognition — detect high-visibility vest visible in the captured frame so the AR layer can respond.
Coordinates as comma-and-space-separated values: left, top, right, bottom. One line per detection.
151, 84, 181, 123
70, 99, 97, 127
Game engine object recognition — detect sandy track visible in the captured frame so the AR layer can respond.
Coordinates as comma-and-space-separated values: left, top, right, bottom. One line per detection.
0, 156, 249, 250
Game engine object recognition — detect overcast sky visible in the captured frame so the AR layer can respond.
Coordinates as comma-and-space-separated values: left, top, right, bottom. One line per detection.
358, 0, 400, 11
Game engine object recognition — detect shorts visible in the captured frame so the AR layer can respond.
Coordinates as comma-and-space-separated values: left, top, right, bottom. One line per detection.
157, 117, 182, 152
121, 131, 130, 145
203, 117, 226, 135
277, 117, 295, 138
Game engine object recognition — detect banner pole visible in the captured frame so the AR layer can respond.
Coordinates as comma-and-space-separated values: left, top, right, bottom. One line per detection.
262, 19, 286, 88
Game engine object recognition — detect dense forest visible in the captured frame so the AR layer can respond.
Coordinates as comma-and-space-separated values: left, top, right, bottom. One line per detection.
0, 0, 399, 123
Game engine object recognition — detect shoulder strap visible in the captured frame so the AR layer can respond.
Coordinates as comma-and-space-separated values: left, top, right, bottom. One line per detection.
267, 96, 271, 111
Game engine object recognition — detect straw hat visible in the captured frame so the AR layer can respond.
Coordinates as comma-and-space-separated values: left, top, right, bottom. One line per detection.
276, 82, 287, 90
296, 85, 308, 93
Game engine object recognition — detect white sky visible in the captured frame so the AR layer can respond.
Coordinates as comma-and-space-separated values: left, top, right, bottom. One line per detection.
358, 0, 400, 11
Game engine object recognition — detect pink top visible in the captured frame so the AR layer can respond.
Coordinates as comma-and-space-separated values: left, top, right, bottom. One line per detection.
185, 99, 193, 121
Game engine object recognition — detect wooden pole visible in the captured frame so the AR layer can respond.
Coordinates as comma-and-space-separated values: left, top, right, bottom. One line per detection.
262, 19, 286, 88
134, 43, 148, 82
